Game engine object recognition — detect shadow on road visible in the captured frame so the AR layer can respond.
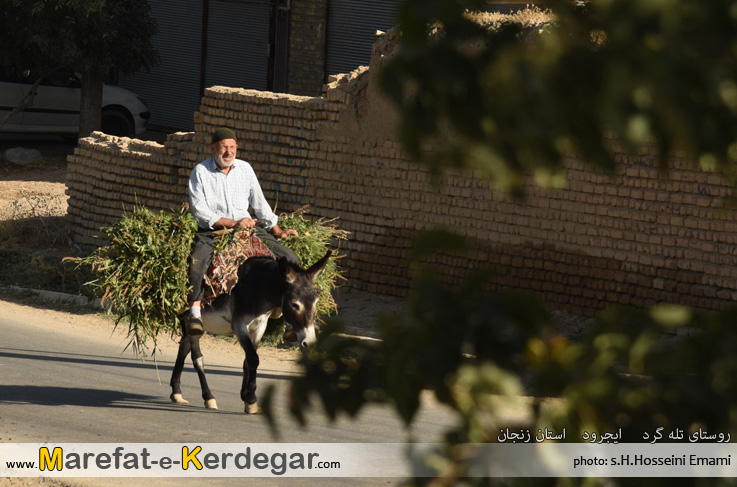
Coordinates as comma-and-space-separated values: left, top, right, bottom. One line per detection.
1, 384, 172, 411
0, 346, 299, 410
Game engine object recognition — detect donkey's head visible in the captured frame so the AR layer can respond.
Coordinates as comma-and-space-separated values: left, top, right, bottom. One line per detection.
278, 250, 332, 349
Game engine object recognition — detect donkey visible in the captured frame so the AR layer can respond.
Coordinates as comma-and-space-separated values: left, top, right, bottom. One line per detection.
169, 250, 331, 414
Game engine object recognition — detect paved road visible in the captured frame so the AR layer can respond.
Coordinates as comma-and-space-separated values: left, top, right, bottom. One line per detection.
0, 300, 458, 487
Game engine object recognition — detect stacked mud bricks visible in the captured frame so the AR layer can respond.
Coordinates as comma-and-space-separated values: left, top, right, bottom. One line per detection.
66, 134, 192, 237
66, 62, 737, 319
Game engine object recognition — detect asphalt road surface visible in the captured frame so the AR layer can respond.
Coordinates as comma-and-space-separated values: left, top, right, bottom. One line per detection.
0, 298, 461, 487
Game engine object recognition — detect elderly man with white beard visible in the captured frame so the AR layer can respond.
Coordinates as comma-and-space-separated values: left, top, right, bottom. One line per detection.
185, 127, 300, 336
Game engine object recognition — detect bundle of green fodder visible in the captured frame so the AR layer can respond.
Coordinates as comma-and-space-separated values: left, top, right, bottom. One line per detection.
80, 206, 198, 355
80, 205, 348, 355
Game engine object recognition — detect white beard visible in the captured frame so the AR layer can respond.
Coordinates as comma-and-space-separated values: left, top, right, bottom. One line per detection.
215, 154, 234, 168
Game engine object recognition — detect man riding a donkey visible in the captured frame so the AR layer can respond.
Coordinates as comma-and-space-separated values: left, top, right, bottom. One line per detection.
170, 127, 330, 414
186, 127, 300, 336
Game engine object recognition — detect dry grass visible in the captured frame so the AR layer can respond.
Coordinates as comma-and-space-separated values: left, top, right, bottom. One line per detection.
0, 190, 70, 250
0, 154, 85, 295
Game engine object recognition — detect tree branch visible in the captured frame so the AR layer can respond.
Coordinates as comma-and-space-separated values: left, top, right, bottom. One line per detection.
0, 75, 45, 130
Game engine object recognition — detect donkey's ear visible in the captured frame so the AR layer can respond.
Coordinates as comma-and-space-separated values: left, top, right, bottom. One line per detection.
306, 250, 332, 281
279, 257, 297, 284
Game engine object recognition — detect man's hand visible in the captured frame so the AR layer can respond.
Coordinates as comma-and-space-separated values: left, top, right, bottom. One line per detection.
271, 224, 298, 240
277, 228, 299, 240
235, 217, 258, 229
213, 217, 258, 230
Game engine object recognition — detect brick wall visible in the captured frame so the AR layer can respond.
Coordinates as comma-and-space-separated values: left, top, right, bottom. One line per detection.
288, 0, 328, 96
66, 135, 190, 223
66, 34, 737, 317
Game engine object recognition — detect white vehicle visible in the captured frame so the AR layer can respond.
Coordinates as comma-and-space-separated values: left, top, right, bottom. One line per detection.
0, 70, 150, 137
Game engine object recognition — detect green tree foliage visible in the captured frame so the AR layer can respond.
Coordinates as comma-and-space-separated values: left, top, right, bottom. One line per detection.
0, 0, 158, 133
269, 2, 737, 486
381, 0, 737, 195
1, 0, 158, 75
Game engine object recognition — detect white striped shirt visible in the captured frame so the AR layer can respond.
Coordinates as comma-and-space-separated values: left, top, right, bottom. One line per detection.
188, 157, 278, 231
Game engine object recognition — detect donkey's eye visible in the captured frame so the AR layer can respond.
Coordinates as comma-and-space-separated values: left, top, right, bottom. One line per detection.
291, 302, 301, 311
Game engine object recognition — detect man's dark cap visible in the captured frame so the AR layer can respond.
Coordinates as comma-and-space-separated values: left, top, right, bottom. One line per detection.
211, 127, 237, 144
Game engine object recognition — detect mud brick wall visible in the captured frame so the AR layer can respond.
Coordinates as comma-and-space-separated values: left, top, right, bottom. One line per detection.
479, 154, 737, 315
66, 35, 737, 317
66, 133, 191, 243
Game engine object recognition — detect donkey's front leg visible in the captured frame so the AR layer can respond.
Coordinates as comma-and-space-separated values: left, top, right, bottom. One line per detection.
241, 340, 261, 414
170, 335, 191, 404
234, 317, 265, 414
189, 334, 218, 409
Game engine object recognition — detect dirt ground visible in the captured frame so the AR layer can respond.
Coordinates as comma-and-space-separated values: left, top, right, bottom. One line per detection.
0, 136, 73, 261
0, 144, 69, 222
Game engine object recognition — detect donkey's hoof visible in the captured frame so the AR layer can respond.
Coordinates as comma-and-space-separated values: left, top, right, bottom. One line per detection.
245, 402, 262, 415
205, 398, 218, 410
170, 393, 189, 404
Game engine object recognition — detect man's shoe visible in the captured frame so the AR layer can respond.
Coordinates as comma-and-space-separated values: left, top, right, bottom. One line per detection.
186, 316, 204, 336
282, 324, 297, 343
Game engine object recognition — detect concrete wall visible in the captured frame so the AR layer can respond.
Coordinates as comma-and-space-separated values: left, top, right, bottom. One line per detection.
67, 33, 737, 317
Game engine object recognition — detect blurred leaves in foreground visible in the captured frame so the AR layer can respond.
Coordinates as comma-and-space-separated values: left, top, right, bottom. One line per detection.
266, 1, 737, 486
381, 0, 737, 195
279, 229, 737, 486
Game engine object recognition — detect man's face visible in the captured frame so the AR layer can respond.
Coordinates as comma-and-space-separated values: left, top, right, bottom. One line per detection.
212, 139, 237, 168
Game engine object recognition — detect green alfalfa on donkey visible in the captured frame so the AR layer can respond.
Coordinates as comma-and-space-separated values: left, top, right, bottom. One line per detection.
79, 205, 348, 356
79, 205, 197, 355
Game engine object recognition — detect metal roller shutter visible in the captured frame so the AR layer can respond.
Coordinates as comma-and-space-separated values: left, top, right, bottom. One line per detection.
325, 2, 540, 80
119, 0, 203, 131
205, 0, 271, 91
325, 0, 401, 78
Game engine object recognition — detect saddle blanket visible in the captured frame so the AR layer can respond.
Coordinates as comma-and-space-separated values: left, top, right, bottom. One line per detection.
203, 229, 274, 303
